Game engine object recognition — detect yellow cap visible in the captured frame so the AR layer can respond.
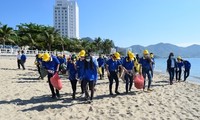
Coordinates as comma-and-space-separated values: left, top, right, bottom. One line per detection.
38, 53, 43, 58
42, 53, 50, 62
177, 56, 182, 60
143, 50, 149, 55
114, 52, 121, 60
128, 51, 135, 60
127, 50, 131, 55
79, 50, 86, 57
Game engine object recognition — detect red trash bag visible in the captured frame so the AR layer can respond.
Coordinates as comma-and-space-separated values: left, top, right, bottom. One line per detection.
134, 74, 144, 89
50, 73, 62, 90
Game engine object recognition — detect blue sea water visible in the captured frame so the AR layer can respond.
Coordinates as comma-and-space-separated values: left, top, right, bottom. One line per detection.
154, 58, 200, 84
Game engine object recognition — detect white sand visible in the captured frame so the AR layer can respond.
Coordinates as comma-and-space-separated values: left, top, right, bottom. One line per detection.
0, 56, 200, 120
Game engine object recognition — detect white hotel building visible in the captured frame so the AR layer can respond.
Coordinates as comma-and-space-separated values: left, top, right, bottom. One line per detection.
53, 0, 79, 38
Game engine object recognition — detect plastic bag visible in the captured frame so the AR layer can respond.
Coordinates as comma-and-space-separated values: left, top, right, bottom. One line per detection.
40, 67, 48, 78
134, 74, 144, 89
97, 67, 102, 75
50, 73, 62, 90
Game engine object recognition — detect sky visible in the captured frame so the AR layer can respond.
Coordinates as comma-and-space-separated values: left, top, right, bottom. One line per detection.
0, 0, 200, 48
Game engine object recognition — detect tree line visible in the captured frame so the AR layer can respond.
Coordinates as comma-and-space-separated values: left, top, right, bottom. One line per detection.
0, 22, 115, 54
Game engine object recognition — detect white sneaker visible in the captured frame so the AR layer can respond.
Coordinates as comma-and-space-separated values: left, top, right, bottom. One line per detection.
81, 93, 85, 98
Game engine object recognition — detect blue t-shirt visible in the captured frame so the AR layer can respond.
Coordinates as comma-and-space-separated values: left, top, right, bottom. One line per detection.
139, 57, 151, 70
21, 54, 26, 62
176, 61, 183, 68
122, 57, 134, 70
57, 57, 65, 64
183, 61, 191, 70
106, 59, 122, 72
83, 58, 98, 81
67, 62, 77, 81
36, 58, 42, 64
97, 57, 105, 67
42, 55, 60, 72
76, 59, 85, 79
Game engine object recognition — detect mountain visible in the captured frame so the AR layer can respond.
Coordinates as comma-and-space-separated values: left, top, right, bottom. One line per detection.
116, 43, 200, 58
81, 37, 94, 42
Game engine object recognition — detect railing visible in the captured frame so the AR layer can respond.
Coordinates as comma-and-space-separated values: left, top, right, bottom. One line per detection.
0, 48, 70, 56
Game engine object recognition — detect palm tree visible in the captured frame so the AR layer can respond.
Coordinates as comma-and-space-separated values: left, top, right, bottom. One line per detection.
102, 39, 115, 54
80, 39, 91, 51
0, 25, 16, 48
54, 36, 65, 51
17, 23, 44, 49
42, 27, 60, 51
93, 37, 103, 53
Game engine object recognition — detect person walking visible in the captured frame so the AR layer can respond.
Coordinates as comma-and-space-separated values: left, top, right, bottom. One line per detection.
150, 53, 155, 78
139, 50, 153, 91
97, 54, 105, 80
42, 53, 60, 99
183, 59, 191, 81
167, 52, 177, 85
82, 53, 98, 102
76, 50, 86, 97
122, 51, 135, 94
176, 56, 184, 82
17, 51, 21, 69
20, 50, 26, 70
35, 53, 43, 79
106, 52, 122, 95
67, 54, 78, 99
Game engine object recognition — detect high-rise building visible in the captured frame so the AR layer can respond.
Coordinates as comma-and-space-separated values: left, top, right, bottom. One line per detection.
54, 0, 79, 38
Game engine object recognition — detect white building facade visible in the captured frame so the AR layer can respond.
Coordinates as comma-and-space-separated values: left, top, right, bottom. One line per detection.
54, 0, 79, 38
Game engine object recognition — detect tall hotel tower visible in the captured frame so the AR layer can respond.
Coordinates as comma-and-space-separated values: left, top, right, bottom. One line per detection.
54, 0, 79, 38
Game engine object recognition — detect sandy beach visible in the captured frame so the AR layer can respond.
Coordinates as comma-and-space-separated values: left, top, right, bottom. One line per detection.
0, 56, 200, 120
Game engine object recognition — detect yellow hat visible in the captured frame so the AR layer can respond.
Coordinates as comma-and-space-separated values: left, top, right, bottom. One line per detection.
128, 51, 135, 60
127, 50, 131, 55
42, 53, 50, 62
143, 50, 149, 55
79, 50, 86, 57
114, 52, 121, 60
38, 53, 43, 58
177, 56, 182, 60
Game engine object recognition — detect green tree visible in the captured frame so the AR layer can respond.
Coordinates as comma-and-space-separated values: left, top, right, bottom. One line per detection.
93, 37, 103, 53
80, 39, 91, 51
17, 23, 43, 49
0, 25, 16, 48
102, 39, 115, 54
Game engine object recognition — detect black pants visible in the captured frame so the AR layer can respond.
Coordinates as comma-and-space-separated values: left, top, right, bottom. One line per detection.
17, 60, 21, 69
21, 61, 25, 70
70, 80, 77, 98
124, 73, 133, 93
168, 68, 175, 84
48, 74, 60, 97
176, 68, 182, 81
184, 69, 190, 81
142, 68, 152, 89
81, 80, 84, 94
102, 67, 105, 77
108, 71, 119, 94
150, 69, 154, 78
83, 80, 95, 100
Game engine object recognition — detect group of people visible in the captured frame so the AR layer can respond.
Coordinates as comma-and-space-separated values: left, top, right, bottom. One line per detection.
17, 50, 27, 70
32, 49, 157, 102
167, 52, 191, 85
18, 49, 191, 102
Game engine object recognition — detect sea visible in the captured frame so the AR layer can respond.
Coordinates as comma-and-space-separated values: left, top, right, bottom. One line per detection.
154, 58, 200, 85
